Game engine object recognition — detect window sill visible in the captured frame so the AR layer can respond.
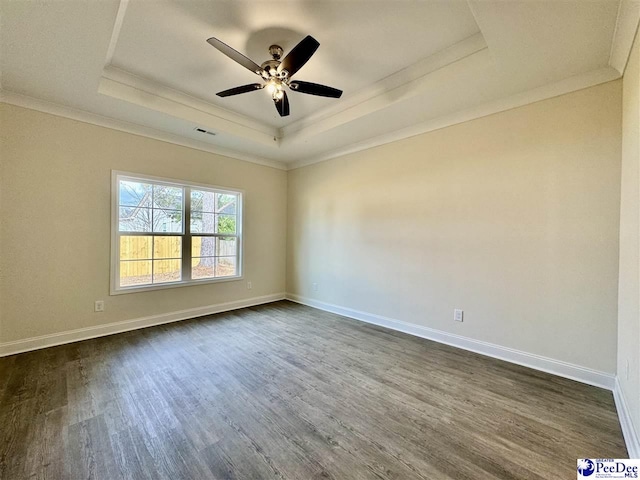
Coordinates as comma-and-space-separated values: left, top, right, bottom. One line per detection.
110, 275, 243, 295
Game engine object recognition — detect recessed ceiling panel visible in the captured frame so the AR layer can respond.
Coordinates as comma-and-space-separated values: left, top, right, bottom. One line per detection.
110, 0, 480, 127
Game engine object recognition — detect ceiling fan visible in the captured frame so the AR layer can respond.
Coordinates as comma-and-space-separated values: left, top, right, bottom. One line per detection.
206, 35, 342, 117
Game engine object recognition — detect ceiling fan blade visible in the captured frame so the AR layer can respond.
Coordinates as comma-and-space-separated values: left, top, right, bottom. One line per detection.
273, 91, 290, 117
277, 35, 319, 78
216, 83, 264, 97
289, 81, 342, 98
206, 37, 263, 76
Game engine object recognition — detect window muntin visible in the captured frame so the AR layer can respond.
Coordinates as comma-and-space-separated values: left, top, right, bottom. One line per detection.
112, 172, 242, 294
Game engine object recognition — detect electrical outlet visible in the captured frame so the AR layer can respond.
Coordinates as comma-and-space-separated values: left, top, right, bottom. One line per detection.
312, 282, 318, 292
94, 300, 104, 313
247, 281, 252, 290
454, 309, 463, 322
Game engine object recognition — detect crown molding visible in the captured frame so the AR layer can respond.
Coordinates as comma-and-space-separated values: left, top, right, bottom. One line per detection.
288, 66, 621, 170
1, 62, 621, 174
609, 0, 640, 74
0, 90, 287, 170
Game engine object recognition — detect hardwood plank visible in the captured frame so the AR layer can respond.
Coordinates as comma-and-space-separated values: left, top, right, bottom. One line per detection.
0, 399, 37, 479
65, 414, 119, 480
23, 406, 67, 480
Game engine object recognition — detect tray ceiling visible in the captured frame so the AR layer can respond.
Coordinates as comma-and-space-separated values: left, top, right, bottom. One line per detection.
1, 0, 637, 169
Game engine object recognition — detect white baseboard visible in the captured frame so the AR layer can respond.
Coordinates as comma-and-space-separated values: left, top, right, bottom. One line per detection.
614, 378, 640, 458
286, 293, 616, 391
0, 293, 285, 357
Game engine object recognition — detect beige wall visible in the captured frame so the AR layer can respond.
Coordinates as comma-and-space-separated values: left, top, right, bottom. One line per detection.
0, 77, 626, 381
287, 80, 622, 374
618, 30, 640, 442
0, 104, 287, 343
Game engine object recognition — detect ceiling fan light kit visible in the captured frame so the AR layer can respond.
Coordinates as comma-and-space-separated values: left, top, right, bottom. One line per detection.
206, 35, 342, 117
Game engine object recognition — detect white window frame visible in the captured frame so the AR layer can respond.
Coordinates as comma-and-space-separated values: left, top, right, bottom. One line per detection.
110, 171, 243, 295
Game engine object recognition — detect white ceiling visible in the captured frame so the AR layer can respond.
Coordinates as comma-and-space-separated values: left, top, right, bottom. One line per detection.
1, 0, 638, 169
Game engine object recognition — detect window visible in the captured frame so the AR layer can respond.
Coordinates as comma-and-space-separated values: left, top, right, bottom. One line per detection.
111, 172, 242, 294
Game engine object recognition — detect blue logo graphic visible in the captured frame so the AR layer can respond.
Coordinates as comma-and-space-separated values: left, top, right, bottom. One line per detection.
577, 459, 595, 477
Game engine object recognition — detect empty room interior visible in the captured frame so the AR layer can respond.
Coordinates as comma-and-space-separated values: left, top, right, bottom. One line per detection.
1, 0, 640, 478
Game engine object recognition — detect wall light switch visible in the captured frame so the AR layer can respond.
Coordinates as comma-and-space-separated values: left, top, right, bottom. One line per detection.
454, 309, 463, 322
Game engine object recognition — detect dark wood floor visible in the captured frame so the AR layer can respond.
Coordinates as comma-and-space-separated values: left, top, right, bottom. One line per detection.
0, 301, 626, 479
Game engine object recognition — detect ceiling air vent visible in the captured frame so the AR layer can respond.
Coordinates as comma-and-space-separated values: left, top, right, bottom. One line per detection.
194, 127, 216, 136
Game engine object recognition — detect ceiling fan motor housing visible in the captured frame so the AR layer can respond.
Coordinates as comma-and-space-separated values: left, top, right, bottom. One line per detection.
260, 59, 281, 76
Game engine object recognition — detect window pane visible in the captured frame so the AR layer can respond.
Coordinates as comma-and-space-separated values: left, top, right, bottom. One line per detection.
120, 260, 152, 286
191, 190, 203, 211
192, 257, 215, 279
154, 236, 181, 259
191, 190, 215, 213
217, 237, 236, 256
119, 207, 152, 232
120, 236, 152, 260
217, 215, 236, 234
119, 181, 151, 207
216, 257, 237, 277
152, 209, 182, 233
192, 236, 215, 257
153, 259, 181, 283
190, 212, 215, 234
153, 185, 182, 209
217, 194, 237, 214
